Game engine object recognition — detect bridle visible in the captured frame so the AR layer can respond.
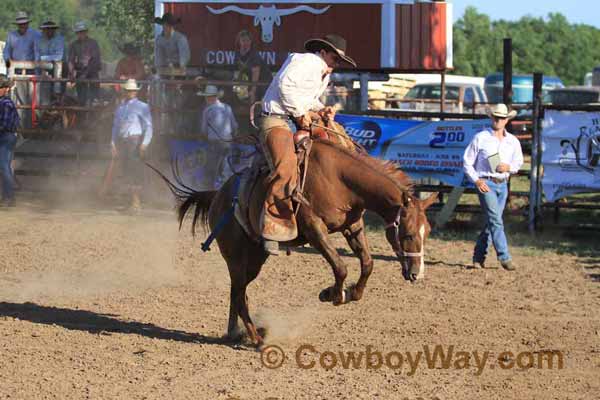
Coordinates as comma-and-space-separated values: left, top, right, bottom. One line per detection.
384, 207, 424, 259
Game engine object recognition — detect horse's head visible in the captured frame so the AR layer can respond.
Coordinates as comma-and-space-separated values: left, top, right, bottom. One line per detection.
384, 193, 438, 282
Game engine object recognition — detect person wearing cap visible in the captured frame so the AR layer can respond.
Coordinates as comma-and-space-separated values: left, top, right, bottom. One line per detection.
35, 20, 66, 104
463, 103, 524, 271
3, 12, 41, 129
197, 85, 238, 188
67, 21, 102, 106
0, 75, 19, 207
111, 79, 153, 211
154, 13, 190, 70
259, 34, 356, 255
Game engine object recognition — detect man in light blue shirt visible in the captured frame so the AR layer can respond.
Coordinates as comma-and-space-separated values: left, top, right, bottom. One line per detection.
3, 12, 41, 128
35, 20, 66, 104
154, 13, 190, 69
111, 79, 153, 211
3, 12, 41, 66
197, 84, 238, 188
35, 20, 65, 63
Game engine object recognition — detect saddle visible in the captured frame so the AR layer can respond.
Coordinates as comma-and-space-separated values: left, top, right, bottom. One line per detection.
234, 118, 356, 242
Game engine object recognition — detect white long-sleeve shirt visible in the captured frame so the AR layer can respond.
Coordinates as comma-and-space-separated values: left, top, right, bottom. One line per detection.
463, 128, 523, 183
262, 52, 330, 118
200, 100, 238, 142
112, 98, 153, 147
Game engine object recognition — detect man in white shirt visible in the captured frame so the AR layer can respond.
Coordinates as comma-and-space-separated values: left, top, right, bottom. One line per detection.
111, 79, 153, 211
463, 104, 524, 271
259, 34, 356, 255
197, 84, 238, 188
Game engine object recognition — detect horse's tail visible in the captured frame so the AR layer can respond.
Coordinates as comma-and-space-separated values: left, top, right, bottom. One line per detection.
145, 162, 217, 235
177, 190, 218, 235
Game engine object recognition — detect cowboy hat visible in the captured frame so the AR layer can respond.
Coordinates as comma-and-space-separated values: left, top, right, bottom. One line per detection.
40, 20, 59, 29
0, 75, 14, 89
154, 12, 181, 25
73, 21, 88, 32
15, 11, 31, 24
304, 34, 357, 68
122, 79, 141, 91
196, 85, 221, 97
488, 103, 517, 119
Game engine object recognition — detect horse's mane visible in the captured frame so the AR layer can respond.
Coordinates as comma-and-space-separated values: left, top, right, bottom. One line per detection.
313, 139, 414, 193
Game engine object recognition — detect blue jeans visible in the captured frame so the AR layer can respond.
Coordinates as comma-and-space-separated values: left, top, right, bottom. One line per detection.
0, 133, 17, 201
473, 180, 511, 263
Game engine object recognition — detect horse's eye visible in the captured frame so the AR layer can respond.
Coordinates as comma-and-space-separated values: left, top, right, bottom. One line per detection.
404, 235, 414, 242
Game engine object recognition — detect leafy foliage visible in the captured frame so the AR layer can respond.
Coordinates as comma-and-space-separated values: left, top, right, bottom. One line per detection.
96, 0, 155, 63
453, 6, 600, 85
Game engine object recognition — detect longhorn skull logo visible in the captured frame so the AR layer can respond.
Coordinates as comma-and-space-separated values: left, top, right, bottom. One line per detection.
206, 4, 331, 43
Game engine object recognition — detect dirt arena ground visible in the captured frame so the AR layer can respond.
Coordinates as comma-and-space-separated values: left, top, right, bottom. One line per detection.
0, 198, 599, 400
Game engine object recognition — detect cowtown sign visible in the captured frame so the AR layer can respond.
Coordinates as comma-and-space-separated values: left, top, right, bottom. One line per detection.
155, 0, 453, 71
207, 4, 331, 43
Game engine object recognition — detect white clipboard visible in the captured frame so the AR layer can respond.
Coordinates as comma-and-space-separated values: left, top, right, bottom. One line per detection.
487, 153, 501, 172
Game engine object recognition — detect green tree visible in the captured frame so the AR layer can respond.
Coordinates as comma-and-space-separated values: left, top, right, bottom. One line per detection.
96, 0, 154, 64
453, 6, 600, 85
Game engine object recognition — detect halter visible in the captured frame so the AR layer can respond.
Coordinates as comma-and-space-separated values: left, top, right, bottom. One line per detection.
384, 208, 424, 259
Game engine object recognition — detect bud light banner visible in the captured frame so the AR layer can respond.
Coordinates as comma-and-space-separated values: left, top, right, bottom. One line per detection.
335, 114, 491, 186
541, 110, 600, 201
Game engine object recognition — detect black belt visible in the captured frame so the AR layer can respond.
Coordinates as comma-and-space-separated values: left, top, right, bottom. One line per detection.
261, 111, 291, 120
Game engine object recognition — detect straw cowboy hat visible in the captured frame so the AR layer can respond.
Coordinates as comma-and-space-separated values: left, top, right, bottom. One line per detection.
304, 34, 357, 68
196, 85, 222, 97
40, 20, 59, 29
15, 11, 31, 24
488, 103, 517, 119
154, 12, 181, 25
73, 21, 88, 33
122, 79, 141, 91
0, 75, 14, 89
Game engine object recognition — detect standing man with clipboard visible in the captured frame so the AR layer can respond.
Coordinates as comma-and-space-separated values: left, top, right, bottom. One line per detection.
463, 104, 524, 271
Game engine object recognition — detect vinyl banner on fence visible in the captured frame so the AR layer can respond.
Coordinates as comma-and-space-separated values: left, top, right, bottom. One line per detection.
169, 115, 491, 190
541, 110, 600, 201
335, 114, 491, 187
168, 140, 256, 190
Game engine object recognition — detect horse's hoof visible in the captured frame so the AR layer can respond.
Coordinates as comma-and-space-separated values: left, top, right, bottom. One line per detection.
319, 287, 333, 302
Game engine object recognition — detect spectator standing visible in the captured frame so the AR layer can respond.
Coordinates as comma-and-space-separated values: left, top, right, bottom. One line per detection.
35, 19, 66, 104
463, 103, 524, 271
111, 79, 153, 211
154, 13, 191, 136
0, 75, 19, 207
233, 30, 270, 106
197, 84, 237, 188
154, 13, 190, 70
68, 21, 101, 106
115, 43, 145, 81
3, 11, 41, 128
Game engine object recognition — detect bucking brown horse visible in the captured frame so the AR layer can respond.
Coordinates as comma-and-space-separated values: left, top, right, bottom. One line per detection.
172, 139, 437, 346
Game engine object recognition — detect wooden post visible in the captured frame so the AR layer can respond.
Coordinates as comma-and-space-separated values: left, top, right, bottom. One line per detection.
503, 38, 513, 107
528, 72, 543, 234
